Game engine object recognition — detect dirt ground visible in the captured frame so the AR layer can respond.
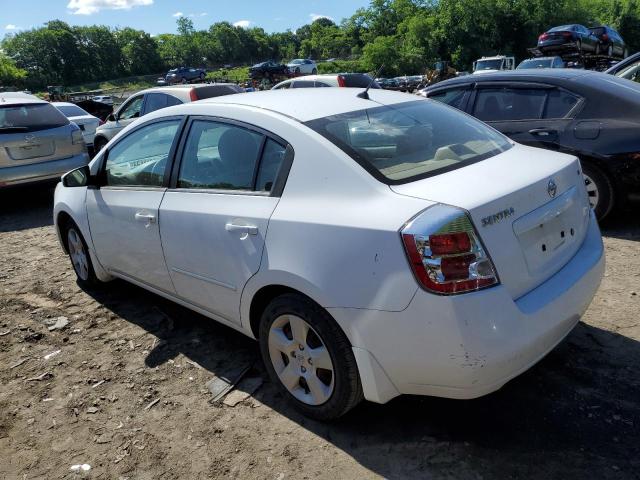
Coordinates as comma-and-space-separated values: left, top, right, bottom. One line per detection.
1, 186, 639, 480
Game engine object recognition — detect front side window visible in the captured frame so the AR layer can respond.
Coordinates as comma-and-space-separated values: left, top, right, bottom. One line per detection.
428, 88, 468, 110
143, 93, 168, 114
117, 96, 144, 120
178, 120, 263, 190
305, 100, 512, 183
105, 120, 180, 187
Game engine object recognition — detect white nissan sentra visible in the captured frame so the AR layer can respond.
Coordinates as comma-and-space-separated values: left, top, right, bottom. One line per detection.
53, 88, 604, 420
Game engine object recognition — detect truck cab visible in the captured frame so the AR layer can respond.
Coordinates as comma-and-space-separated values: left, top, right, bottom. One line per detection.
473, 56, 516, 74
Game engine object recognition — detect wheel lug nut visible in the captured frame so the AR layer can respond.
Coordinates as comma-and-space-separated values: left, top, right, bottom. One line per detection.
298, 344, 304, 351
301, 366, 307, 373
308, 358, 313, 365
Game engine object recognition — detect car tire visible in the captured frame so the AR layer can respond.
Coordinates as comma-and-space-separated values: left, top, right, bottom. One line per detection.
607, 44, 613, 57
624, 48, 629, 58
64, 221, 101, 287
595, 42, 601, 55
576, 39, 582, 55
581, 161, 614, 221
200, 73, 205, 81
181, 77, 188, 84
312, 68, 317, 75
259, 293, 363, 421
295, 67, 300, 74
93, 137, 107, 154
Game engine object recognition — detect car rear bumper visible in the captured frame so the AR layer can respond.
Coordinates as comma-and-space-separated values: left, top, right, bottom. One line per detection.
329, 210, 604, 403
0, 152, 90, 187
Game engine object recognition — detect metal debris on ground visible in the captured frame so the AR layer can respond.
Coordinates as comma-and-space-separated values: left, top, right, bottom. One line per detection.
144, 398, 160, 410
222, 376, 263, 407
43, 349, 61, 360
26, 372, 53, 381
70, 464, 91, 472
206, 363, 253, 403
10, 357, 29, 369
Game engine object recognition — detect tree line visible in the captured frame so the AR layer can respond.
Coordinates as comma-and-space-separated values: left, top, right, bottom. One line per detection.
2, 0, 640, 89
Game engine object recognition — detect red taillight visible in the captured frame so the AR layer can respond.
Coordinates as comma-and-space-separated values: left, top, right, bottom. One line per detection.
189, 88, 198, 101
602, 33, 609, 41
538, 33, 548, 41
429, 232, 471, 255
337, 75, 346, 87
401, 205, 499, 295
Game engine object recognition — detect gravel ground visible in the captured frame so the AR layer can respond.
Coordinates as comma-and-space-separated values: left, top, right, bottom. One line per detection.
1, 186, 639, 480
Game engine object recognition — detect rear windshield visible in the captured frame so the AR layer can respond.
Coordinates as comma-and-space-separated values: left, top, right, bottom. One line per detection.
56, 104, 90, 117
518, 59, 553, 69
589, 27, 605, 35
305, 100, 512, 184
341, 74, 381, 88
0, 103, 69, 132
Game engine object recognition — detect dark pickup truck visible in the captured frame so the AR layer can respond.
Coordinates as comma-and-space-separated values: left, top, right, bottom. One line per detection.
249, 61, 289, 78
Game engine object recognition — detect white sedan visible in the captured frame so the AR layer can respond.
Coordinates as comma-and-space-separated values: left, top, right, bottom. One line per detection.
287, 58, 318, 75
53, 89, 604, 420
52, 102, 101, 147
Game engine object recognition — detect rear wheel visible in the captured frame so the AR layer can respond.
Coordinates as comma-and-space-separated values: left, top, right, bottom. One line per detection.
311, 68, 317, 75
259, 293, 363, 421
181, 77, 188, 84
199, 73, 205, 81
607, 44, 613, 57
582, 161, 614, 221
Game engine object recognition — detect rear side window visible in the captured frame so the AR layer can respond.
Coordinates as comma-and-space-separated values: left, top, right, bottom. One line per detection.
0, 103, 69, 132
473, 88, 547, 121
544, 89, 580, 118
105, 120, 180, 187
305, 100, 512, 184
56, 104, 90, 117
256, 139, 286, 191
291, 81, 316, 88
341, 74, 380, 88
144, 93, 169, 114
428, 88, 468, 110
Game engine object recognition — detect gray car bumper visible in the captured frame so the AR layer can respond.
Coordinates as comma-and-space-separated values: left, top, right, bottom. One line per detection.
0, 153, 90, 187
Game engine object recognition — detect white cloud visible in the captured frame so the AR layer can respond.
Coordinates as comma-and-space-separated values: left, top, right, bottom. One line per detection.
67, 0, 153, 16
310, 13, 334, 22
5, 24, 22, 31
233, 20, 251, 28
172, 11, 183, 17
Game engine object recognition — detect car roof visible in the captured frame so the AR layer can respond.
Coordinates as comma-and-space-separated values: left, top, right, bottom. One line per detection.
51, 101, 78, 107
427, 68, 593, 89
196, 88, 417, 122
0, 92, 46, 105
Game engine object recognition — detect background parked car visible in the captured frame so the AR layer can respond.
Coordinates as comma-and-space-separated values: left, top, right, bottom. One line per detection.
52, 102, 100, 148
589, 25, 627, 58
249, 61, 289, 78
377, 78, 401, 91
537, 25, 598, 56
0, 93, 88, 188
165, 67, 206, 84
287, 59, 318, 75
92, 95, 113, 106
517, 56, 565, 69
93, 83, 243, 152
272, 73, 380, 90
423, 69, 640, 220
605, 51, 640, 82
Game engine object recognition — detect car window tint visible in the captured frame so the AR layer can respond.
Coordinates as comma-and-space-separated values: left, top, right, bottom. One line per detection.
105, 120, 180, 187
291, 81, 316, 88
0, 103, 69, 132
256, 139, 286, 192
144, 93, 168, 114
166, 95, 182, 106
544, 89, 580, 118
473, 88, 546, 121
178, 120, 263, 190
118, 96, 143, 120
428, 88, 467, 110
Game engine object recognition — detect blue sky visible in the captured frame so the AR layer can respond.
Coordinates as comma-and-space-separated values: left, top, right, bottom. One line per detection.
1, 0, 371, 37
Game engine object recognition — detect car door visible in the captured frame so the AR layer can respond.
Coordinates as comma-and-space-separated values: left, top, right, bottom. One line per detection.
87, 117, 184, 292
159, 117, 291, 323
469, 83, 580, 150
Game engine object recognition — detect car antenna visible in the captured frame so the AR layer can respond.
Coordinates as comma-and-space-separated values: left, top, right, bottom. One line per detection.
357, 64, 384, 100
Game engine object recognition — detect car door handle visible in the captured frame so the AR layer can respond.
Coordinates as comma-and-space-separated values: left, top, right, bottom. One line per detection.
134, 212, 156, 224
529, 128, 557, 137
225, 223, 258, 236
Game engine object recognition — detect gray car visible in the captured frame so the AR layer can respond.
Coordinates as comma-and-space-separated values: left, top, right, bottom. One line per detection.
93, 84, 243, 152
0, 93, 89, 188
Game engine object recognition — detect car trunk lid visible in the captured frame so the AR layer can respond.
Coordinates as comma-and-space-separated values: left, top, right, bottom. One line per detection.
391, 144, 591, 299
1, 124, 79, 167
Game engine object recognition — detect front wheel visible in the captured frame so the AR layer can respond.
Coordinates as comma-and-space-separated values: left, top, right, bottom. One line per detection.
259, 293, 363, 421
65, 223, 101, 287
311, 68, 317, 75
582, 162, 614, 221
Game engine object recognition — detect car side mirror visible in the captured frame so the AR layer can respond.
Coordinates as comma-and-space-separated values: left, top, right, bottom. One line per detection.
107, 113, 116, 122
62, 165, 95, 188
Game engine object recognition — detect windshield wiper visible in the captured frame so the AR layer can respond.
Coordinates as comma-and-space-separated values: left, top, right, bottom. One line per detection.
0, 126, 29, 132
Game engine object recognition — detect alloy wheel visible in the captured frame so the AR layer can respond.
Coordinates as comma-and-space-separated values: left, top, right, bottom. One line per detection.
67, 228, 89, 281
267, 314, 334, 406
583, 173, 599, 210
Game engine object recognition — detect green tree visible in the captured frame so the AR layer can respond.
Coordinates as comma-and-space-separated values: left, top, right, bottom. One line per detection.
0, 53, 27, 87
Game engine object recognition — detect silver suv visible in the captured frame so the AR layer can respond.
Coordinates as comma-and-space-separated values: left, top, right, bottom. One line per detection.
93, 84, 243, 152
0, 93, 89, 188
